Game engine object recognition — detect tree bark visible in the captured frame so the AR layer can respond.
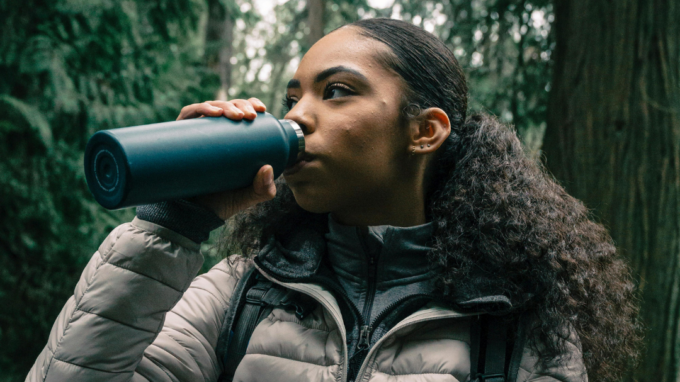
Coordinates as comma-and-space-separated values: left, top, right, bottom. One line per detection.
543, 0, 680, 380
205, 0, 233, 99
307, 0, 325, 46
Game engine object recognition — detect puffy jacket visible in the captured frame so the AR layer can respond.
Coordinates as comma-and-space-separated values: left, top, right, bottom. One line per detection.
26, 218, 588, 382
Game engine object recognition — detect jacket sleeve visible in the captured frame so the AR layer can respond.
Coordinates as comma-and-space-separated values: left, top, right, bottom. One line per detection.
26, 217, 249, 382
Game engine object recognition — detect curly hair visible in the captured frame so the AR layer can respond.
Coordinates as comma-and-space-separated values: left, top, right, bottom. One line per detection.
219, 18, 642, 381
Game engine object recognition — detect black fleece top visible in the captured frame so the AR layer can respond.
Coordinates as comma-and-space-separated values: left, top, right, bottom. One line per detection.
324, 213, 436, 378
325, 213, 435, 322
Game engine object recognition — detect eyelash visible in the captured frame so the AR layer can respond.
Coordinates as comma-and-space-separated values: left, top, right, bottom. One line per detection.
282, 82, 355, 112
282, 95, 295, 112
323, 82, 354, 98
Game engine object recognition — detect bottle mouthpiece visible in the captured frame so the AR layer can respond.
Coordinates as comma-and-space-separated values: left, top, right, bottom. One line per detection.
280, 119, 305, 161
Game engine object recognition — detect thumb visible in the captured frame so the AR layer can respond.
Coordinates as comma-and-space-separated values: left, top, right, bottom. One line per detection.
252, 165, 277, 201
234, 165, 276, 208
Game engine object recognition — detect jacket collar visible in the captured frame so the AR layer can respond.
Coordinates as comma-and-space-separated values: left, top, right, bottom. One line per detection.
254, 221, 326, 280
324, 213, 435, 286
253, 213, 513, 313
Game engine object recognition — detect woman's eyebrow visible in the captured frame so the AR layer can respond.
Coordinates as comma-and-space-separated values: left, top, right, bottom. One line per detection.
314, 66, 368, 83
287, 79, 301, 89
286, 66, 368, 90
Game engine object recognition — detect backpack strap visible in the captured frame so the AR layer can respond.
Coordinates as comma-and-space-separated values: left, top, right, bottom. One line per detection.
506, 316, 527, 382
216, 265, 259, 381
218, 270, 304, 382
470, 314, 509, 382
222, 277, 276, 381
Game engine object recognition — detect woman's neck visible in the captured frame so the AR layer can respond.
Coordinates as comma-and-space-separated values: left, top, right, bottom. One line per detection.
331, 163, 429, 227
330, 193, 427, 227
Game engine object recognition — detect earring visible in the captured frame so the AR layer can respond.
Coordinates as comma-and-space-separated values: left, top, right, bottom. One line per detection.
420, 145, 424, 149
427, 144, 431, 147
411, 146, 416, 156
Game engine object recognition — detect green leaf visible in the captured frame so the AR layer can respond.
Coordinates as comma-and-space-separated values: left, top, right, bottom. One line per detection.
0, 95, 53, 150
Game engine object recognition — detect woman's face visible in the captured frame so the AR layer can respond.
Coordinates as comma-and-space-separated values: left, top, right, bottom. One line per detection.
282, 26, 416, 219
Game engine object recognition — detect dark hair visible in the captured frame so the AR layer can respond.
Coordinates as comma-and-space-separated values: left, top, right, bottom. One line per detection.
221, 18, 641, 381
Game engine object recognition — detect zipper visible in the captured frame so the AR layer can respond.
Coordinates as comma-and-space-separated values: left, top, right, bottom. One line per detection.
253, 263, 351, 381
254, 262, 430, 381
354, 308, 481, 382
255, 264, 478, 382
255, 254, 455, 382
359, 256, 378, 347
356, 227, 379, 350
357, 292, 434, 351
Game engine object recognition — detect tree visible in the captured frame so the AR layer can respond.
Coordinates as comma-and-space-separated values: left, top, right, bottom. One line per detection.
308, 0, 325, 45
543, 0, 680, 380
205, 0, 240, 99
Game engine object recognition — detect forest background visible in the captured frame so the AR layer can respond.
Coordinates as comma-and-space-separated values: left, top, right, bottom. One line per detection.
1, 0, 677, 381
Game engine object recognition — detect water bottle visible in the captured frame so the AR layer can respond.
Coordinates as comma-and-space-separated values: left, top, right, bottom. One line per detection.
84, 112, 304, 209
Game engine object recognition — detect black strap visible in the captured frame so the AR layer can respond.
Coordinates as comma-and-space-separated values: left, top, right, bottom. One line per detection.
506, 317, 527, 382
223, 279, 274, 381
470, 315, 508, 382
216, 265, 258, 378
219, 273, 305, 382
470, 316, 482, 381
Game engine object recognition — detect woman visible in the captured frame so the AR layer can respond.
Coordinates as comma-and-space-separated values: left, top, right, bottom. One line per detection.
27, 18, 640, 382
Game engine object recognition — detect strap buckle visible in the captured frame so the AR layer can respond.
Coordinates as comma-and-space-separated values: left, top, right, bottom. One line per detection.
245, 281, 272, 305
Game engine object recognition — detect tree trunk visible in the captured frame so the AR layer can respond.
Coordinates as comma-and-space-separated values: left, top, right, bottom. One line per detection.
205, 0, 233, 99
543, 0, 680, 380
307, 0, 325, 46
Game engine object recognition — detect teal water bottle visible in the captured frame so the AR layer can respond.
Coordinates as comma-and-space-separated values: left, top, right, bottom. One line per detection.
84, 112, 304, 209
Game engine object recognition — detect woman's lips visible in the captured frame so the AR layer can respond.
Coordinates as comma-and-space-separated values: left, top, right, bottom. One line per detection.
283, 157, 314, 176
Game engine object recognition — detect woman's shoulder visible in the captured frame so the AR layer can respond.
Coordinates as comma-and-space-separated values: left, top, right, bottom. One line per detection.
191, 255, 254, 299
516, 324, 588, 382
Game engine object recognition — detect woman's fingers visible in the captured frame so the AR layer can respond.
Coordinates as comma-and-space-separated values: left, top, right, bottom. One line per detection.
223, 103, 246, 120
177, 98, 267, 121
230, 99, 258, 120
248, 98, 267, 112
177, 102, 223, 120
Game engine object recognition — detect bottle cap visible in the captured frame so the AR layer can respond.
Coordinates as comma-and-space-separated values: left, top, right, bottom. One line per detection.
280, 119, 305, 161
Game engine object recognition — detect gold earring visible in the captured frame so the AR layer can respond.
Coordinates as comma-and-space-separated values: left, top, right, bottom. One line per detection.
411, 146, 416, 156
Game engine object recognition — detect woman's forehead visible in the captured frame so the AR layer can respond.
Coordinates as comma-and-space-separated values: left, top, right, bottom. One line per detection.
292, 27, 395, 84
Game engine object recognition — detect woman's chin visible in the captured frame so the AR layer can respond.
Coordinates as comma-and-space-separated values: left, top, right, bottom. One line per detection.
296, 198, 331, 214
289, 187, 333, 214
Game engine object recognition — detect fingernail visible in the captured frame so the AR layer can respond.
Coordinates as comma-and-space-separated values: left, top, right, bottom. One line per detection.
210, 106, 222, 112
266, 169, 273, 185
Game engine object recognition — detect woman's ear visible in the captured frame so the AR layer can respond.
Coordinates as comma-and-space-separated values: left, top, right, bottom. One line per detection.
409, 107, 451, 155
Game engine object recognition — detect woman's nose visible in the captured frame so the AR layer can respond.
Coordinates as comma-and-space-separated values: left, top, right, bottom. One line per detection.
284, 99, 316, 135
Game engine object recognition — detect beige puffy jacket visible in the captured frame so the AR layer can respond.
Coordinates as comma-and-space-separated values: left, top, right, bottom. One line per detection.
26, 218, 588, 382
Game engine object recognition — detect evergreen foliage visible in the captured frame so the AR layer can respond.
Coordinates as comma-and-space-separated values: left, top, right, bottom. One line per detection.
0, 0, 217, 378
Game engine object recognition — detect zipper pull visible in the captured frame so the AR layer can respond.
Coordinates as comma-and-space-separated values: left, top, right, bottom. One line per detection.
358, 325, 372, 350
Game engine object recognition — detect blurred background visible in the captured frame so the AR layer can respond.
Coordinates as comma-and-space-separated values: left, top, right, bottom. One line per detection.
0, 0, 677, 380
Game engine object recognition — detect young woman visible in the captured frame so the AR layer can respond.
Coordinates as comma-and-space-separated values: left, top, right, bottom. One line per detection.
27, 18, 640, 382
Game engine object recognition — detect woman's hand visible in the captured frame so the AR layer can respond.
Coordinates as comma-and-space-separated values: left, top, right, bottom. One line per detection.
177, 98, 276, 220
177, 98, 266, 121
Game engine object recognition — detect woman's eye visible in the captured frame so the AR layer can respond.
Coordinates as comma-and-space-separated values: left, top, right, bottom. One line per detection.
324, 84, 353, 100
282, 96, 298, 111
